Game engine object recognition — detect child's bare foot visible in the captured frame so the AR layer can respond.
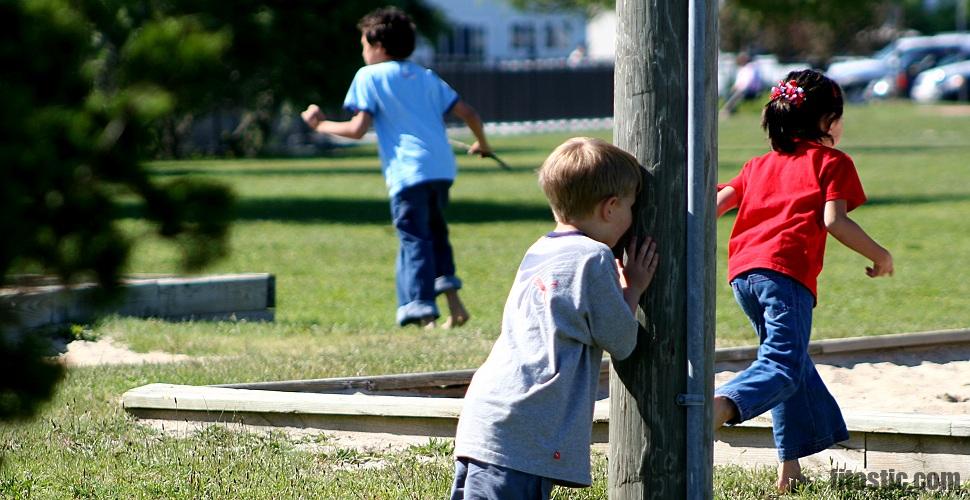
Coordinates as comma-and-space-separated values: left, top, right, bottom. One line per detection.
776, 460, 806, 494
713, 395, 737, 431
418, 316, 436, 329
442, 290, 469, 329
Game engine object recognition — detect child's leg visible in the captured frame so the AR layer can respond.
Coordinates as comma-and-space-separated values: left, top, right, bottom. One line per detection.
449, 458, 554, 500
426, 180, 469, 328
770, 356, 848, 469
713, 270, 814, 423
390, 184, 441, 326
714, 270, 847, 488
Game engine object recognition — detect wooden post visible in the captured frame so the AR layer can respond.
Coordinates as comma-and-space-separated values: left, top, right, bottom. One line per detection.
608, 0, 716, 497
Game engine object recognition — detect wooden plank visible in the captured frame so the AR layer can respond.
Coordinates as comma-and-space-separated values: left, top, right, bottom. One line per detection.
865, 433, 970, 476
216, 369, 478, 393
114, 281, 161, 318
1, 273, 274, 328
155, 274, 272, 317
714, 427, 866, 471
843, 411, 966, 437
124, 384, 970, 480
128, 409, 459, 438
731, 410, 970, 437
122, 384, 464, 419
816, 328, 970, 355
0, 286, 60, 329
715, 328, 970, 363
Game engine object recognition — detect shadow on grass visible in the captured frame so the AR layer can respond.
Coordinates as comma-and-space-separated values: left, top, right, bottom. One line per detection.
865, 193, 970, 206
150, 165, 536, 178
150, 167, 385, 178
843, 143, 970, 153
119, 197, 552, 224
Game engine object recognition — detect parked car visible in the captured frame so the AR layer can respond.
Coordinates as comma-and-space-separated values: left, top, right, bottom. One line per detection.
826, 33, 970, 101
911, 59, 970, 102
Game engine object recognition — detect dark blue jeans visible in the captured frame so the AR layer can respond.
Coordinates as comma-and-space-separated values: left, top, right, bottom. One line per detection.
389, 180, 462, 326
450, 458, 554, 500
715, 269, 849, 461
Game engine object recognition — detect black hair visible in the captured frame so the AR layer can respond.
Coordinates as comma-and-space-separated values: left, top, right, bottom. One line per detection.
762, 69, 844, 153
357, 7, 416, 60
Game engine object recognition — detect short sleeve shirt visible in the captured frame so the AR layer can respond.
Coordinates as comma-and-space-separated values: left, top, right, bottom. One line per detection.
720, 141, 867, 298
454, 234, 639, 486
343, 61, 460, 196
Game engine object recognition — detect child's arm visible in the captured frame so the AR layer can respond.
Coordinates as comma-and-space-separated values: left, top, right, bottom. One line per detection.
824, 199, 894, 277
716, 186, 738, 217
301, 104, 372, 140
617, 237, 659, 314
450, 101, 492, 156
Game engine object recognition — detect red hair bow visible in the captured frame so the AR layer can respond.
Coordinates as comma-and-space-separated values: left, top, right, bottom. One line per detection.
770, 80, 805, 107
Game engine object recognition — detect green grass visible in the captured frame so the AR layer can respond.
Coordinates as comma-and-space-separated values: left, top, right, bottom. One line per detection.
2, 103, 969, 498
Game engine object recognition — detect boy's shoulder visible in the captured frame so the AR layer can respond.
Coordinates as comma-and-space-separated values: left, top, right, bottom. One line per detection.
356, 60, 433, 80
528, 235, 614, 269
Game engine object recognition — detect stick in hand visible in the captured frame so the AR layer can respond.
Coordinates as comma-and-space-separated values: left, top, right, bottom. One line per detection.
448, 138, 511, 170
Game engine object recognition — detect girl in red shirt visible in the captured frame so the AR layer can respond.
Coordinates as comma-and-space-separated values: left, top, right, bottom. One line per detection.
712, 69, 893, 493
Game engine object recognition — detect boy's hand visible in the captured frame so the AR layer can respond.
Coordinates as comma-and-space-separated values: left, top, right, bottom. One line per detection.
621, 237, 659, 295
866, 252, 894, 278
467, 140, 492, 157
301, 104, 326, 129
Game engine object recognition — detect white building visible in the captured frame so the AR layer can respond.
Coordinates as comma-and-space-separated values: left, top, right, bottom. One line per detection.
585, 9, 617, 61
419, 0, 588, 63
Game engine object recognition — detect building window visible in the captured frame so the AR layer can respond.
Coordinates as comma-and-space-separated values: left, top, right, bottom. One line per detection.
545, 20, 573, 50
437, 24, 485, 63
511, 23, 536, 55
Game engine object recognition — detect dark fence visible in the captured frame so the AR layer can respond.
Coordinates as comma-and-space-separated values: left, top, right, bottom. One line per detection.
434, 62, 615, 123
173, 62, 616, 158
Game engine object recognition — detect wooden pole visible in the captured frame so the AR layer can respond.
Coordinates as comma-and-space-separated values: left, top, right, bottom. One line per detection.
609, 0, 716, 497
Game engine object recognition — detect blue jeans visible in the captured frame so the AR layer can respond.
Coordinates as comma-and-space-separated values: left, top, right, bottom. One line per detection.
389, 180, 462, 326
715, 269, 849, 461
450, 458, 554, 500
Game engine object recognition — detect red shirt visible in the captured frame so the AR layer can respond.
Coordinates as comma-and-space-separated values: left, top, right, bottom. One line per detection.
720, 141, 867, 299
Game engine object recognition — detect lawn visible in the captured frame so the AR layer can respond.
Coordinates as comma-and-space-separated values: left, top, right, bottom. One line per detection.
1, 102, 968, 498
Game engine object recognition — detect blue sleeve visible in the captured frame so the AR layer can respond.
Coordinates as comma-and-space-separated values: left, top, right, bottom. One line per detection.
343, 68, 377, 115
429, 69, 460, 114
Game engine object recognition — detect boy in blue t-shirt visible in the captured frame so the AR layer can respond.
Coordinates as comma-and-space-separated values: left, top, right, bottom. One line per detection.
302, 7, 492, 328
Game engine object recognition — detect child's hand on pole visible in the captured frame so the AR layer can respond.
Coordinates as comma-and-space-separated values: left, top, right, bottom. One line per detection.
622, 237, 660, 297
301, 104, 326, 129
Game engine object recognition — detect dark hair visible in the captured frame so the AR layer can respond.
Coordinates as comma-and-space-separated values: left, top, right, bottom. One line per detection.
762, 69, 844, 153
357, 7, 416, 59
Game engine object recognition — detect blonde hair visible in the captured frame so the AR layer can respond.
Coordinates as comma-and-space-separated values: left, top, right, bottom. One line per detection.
538, 137, 642, 222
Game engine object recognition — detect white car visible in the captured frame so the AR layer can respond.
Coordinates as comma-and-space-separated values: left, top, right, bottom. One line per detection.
911, 60, 970, 102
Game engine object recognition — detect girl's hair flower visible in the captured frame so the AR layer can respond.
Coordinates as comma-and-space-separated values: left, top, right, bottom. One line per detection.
769, 79, 806, 107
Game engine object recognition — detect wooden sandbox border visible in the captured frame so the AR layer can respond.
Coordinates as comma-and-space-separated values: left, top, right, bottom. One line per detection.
1, 273, 276, 328
123, 328, 970, 475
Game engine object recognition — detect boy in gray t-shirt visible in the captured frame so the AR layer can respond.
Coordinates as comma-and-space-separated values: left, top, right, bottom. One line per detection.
451, 137, 659, 499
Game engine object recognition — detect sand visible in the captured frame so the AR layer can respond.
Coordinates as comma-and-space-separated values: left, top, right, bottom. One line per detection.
64, 335, 970, 416
57, 338, 195, 367
715, 344, 970, 416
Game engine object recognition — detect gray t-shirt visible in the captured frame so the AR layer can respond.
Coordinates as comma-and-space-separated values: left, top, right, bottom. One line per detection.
454, 233, 639, 486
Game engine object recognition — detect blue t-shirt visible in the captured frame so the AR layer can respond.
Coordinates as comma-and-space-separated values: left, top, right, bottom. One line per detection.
343, 61, 460, 196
